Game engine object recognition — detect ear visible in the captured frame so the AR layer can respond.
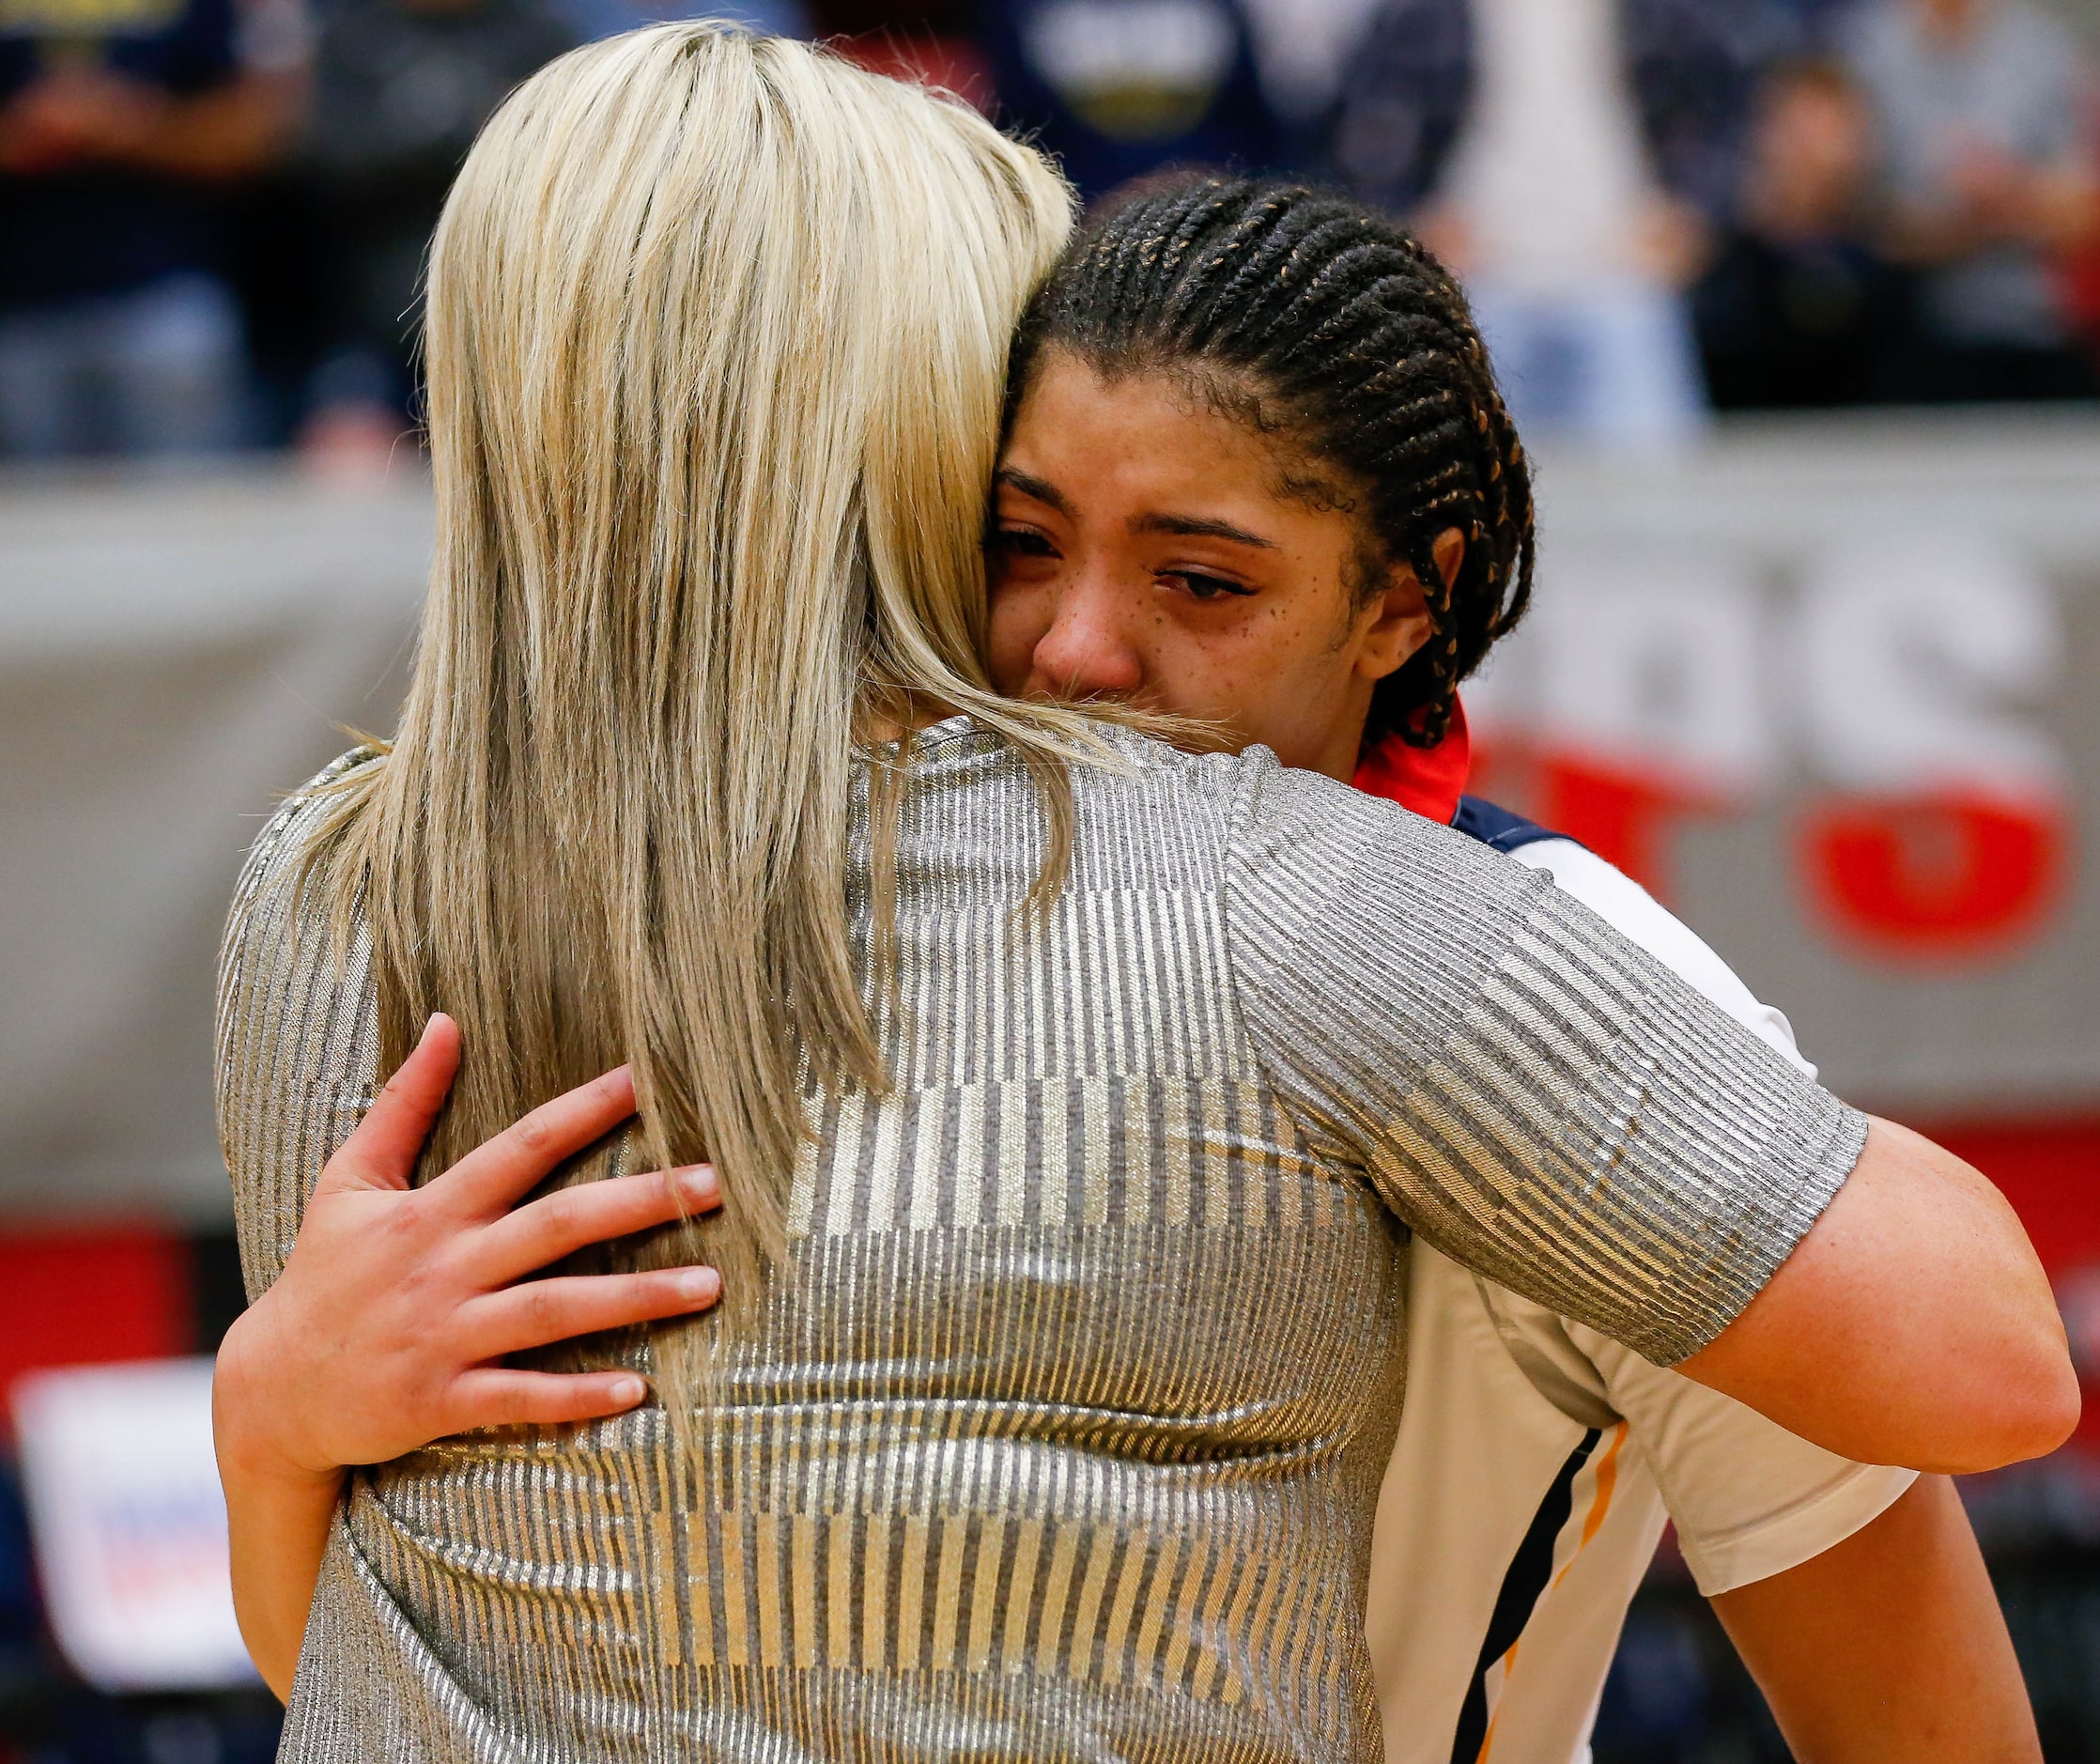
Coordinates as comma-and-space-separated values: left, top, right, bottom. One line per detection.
1431, 526, 1465, 594
1353, 527, 1464, 683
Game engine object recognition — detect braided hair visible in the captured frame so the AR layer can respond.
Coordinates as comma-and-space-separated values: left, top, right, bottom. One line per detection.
1006, 174, 1534, 750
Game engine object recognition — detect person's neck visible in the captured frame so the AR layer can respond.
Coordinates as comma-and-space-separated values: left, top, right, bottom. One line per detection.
1306, 697, 1378, 784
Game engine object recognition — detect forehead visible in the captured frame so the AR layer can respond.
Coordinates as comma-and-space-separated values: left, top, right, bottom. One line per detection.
1007, 355, 1271, 479
1005, 351, 1357, 518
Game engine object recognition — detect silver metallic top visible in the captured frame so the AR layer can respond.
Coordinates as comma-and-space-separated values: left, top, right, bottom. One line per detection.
218, 720, 1864, 1763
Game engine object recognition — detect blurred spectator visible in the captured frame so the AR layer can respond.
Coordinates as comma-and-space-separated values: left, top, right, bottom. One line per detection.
982, 0, 1280, 203
1841, 0, 2100, 401
298, 0, 577, 470
218, 161, 337, 447
0, 0, 303, 457
1334, 0, 1759, 452
1694, 56, 1915, 406
1234, 0, 1380, 162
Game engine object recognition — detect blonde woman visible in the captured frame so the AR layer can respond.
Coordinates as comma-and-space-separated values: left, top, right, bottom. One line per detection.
211, 24, 2074, 1762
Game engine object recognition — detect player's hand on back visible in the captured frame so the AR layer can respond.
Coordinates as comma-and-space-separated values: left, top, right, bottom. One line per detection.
213, 1014, 721, 1485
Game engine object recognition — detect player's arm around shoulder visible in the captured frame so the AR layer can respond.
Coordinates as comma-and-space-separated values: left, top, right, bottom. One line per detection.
1502, 839, 2041, 1762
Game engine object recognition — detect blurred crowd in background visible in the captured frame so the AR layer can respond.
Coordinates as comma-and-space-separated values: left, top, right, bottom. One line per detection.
1, 0, 2097, 466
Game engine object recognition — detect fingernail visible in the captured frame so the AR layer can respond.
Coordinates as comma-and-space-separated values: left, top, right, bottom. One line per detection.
610, 1374, 645, 1406
676, 1266, 721, 1305
674, 1165, 719, 1207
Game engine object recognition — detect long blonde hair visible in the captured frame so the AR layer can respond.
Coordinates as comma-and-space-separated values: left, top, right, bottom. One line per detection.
316, 23, 1113, 1399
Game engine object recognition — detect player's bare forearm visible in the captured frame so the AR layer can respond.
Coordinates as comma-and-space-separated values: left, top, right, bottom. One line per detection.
1710, 1476, 2038, 1763
213, 1354, 343, 1701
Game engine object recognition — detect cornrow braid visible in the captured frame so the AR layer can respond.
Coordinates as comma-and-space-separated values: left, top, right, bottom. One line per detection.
1008, 174, 1535, 750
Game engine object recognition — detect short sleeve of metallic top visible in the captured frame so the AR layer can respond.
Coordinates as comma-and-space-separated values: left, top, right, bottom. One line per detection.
216, 720, 1865, 1764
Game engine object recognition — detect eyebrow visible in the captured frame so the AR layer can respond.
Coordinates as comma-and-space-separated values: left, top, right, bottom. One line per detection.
995, 468, 1072, 516
1131, 512, 1277, 549
996, 468, 1279, 551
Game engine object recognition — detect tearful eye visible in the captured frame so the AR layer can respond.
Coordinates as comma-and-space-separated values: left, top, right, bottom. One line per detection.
1165, 572, 1255, 602
988, 526, 1058, 559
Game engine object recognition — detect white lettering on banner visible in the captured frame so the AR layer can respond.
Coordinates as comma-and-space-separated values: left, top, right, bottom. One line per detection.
1469, 545, 1771, 795
1468, 531, 2072, 960
1793, 533, 2064, 803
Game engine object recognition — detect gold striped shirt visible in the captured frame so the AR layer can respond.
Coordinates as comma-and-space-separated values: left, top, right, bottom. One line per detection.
217, 720, 1864, 1762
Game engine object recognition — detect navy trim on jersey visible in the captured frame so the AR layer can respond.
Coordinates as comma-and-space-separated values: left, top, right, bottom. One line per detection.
1448, 1427, 1605, 1764
1450, 795, 1576, 856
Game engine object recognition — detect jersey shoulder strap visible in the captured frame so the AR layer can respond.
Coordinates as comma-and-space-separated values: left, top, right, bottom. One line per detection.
1450, 795, 1581, 857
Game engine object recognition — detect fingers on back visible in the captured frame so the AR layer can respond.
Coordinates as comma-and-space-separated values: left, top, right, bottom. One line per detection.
448, 1368, 650, 1432
436, 1067, 640, 1215
481, 1166, 718, 1279
461, 1267, 720, 1358
329, 1015, 463, 1188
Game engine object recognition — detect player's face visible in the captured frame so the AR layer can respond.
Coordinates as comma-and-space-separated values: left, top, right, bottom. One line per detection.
986, 352, 1440, 781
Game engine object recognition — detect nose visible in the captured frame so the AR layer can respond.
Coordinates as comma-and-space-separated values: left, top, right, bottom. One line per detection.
1030, 574, 1146, 700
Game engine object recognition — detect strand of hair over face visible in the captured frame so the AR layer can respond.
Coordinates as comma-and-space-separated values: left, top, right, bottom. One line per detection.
1009, 175, 1536, 750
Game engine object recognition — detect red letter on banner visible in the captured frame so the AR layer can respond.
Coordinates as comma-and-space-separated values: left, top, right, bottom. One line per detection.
1799, 790, 2070, 961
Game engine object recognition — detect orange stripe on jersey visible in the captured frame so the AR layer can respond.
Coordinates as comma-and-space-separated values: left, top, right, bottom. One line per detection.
1475, 1637, 1520, 1763
1478, 1422, 1632, 1761
1451, 1426, 1609, 1764
1542, 1421, 1626, 1601
1578, 1422, 1628, 1553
